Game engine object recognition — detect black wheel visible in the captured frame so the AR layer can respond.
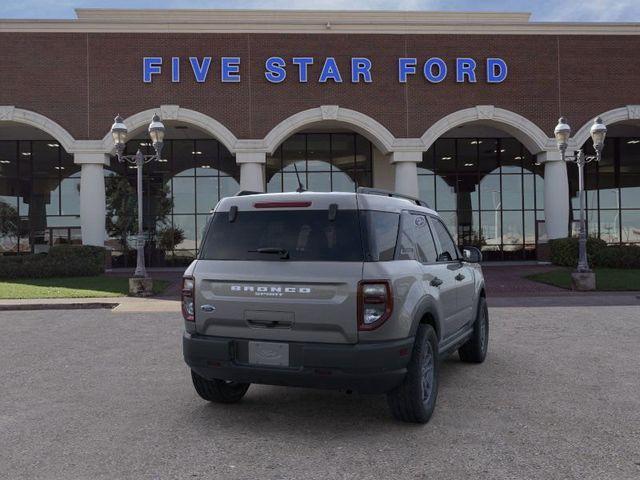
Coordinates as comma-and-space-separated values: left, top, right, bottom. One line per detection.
458, 296, 489, 363
191, 370, 250, 404
386, 324, 439, 424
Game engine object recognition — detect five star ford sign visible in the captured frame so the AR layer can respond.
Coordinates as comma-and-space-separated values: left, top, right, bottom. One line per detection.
142, 56, 508, 84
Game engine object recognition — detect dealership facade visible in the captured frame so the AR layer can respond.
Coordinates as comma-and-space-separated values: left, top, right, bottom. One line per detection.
1, 9, 640, 264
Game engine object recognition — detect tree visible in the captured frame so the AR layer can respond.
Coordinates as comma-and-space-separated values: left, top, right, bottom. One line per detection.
157, 226, 185, 252
0, 201, 21, 250
105, 175, 173, 252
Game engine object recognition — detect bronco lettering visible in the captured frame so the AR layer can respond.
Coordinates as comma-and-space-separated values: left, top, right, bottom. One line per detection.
230, 285, 311, 296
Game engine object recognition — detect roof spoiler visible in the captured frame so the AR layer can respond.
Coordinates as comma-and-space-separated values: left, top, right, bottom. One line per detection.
235, 190, 262, 196
357, 187, 429, 208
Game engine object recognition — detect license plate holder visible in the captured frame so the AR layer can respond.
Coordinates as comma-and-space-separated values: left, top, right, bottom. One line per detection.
248, 341, 290, 367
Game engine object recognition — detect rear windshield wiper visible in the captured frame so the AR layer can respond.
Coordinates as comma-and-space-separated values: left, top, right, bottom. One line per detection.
248, 247, 290, 260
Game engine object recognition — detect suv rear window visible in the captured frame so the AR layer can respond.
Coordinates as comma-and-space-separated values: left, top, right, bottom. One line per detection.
199, 209, 401, 262
200, 210, 364, 261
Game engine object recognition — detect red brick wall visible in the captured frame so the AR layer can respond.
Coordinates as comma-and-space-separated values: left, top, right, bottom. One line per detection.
1, 32, 639, 143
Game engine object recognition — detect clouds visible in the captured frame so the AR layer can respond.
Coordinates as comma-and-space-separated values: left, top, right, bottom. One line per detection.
1, 0, 639, 21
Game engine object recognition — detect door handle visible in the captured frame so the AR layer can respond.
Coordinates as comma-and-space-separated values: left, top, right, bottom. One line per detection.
430, 277, 443, 287
455, 273, 465, 281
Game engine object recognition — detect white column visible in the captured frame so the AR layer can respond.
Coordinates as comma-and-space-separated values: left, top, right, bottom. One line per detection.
391, 151, 422, 198
539, 151, 569, 239
75, 153, 109, 246
237, 151, 266, 192
372, 147, 395, 191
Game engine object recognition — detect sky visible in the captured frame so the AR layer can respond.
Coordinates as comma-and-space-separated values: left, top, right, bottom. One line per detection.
1, 0, 640, 22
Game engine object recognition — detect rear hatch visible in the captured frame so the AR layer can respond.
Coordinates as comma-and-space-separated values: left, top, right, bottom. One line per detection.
193, 193, 363, 344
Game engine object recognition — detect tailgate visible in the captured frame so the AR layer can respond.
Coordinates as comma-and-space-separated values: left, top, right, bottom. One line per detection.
194, 260, 362, 344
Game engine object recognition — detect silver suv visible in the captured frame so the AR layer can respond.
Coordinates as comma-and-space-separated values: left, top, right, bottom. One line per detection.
182, 188, 488, 423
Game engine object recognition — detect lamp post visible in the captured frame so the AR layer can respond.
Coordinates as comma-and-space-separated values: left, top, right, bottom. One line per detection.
110, 114, 165, 280
553, 116, 607, 282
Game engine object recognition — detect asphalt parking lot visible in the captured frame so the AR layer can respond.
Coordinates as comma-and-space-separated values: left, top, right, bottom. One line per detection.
1, 306, 639, 480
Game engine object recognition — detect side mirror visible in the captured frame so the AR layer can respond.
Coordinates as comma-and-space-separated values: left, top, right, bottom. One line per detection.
462, 246, 482, 263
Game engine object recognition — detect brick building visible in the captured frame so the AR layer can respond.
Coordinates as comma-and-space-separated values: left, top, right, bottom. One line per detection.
1, 9, 639, 264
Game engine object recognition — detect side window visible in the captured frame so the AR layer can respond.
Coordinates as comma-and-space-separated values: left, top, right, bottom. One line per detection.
396, 213, 417, 261
412, 214, 438, 263
395, 212, 438, 263
362, 211, 400, 261
430, 217, 458, 262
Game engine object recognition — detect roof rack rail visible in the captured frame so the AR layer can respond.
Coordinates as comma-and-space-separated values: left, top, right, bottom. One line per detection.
235, 190, 262, 196
357, 187, 429, 208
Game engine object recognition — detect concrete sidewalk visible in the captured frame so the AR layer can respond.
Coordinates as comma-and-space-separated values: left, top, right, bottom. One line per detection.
2, 264, 639, 311
1, 292, 639, 312
0, 296, 180, 313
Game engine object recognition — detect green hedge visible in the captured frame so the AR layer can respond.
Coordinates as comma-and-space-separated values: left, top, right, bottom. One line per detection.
550, 237, 640, 268
593, 245, 640, 269
0, 245, 106, 279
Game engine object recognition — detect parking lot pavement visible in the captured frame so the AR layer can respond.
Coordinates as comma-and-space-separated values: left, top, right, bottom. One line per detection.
1, 307, 639, 480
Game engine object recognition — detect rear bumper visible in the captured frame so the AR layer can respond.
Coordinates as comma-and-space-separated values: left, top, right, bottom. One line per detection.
183, 332, 414, 394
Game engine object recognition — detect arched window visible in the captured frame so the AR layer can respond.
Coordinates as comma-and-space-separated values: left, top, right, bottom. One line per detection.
418, 137, 544, 261
0, 140, 79, 254
266, 133, 373, 192
107, 138, 239, 267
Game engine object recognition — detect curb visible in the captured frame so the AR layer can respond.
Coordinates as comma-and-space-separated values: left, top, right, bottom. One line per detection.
0, 302, 120, 312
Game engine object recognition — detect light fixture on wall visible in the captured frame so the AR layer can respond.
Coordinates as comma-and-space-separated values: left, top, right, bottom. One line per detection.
110, 113, 165, 282
553, 116, 607, 283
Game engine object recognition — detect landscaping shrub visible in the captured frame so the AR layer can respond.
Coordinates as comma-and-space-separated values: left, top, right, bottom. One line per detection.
550, 237, 640, 268
593, 245, 640, 269
549, 237, 607, 267
0, 245, 106, 279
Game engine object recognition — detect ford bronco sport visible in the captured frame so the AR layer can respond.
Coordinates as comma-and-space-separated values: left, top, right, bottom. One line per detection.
182, 188, 488, 423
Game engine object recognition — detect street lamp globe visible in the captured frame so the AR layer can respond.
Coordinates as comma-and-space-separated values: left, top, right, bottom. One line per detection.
110, 115, 128, 154
554, 117, 571, 154
148, 113, 165, 156
590, 116, 607, 154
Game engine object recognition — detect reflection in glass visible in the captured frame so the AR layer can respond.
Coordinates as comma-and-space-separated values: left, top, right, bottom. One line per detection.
266, 133, 372, 193
621, 211, 640, 243
418, 174, 435, 207
419, 136, 545, 259
501, 175, 523, 210
479, 175, 501, 212
502, 211, 523, 250
599, 210, 620, 243
196, 177, 218, 214
436, 176, 456, 210
172, 214, 196, 251
107, 138, 239, 265
621, 184, 640, 209
571, 136, 640, 243
172, 177, 195, 214
0, 140, 78, 253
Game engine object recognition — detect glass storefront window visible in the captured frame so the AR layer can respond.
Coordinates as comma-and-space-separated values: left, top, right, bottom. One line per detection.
419, 136, 545, 260
568, 136, 640, 245
0, 140, 80, 254
599, 210, 620, 243
266, 132, 373, 193
105, 138, 239, 266
621, 210, 640, 243
417, 174, 435, 207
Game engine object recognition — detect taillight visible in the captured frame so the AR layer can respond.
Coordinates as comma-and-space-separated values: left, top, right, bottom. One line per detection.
358, 280, 393, 331
182, 277, 195, 322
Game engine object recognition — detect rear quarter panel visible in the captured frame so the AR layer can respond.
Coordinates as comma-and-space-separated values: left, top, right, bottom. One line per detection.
359, 260, 427, 342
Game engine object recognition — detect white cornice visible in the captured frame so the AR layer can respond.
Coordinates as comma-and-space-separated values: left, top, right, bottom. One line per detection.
0, 9, 639, 35
73, 9, 532, 24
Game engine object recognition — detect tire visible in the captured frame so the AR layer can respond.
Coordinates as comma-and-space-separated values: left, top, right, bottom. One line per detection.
458, 296, 489, 364
386, 324, 439, 424
191, 370, 250, 404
